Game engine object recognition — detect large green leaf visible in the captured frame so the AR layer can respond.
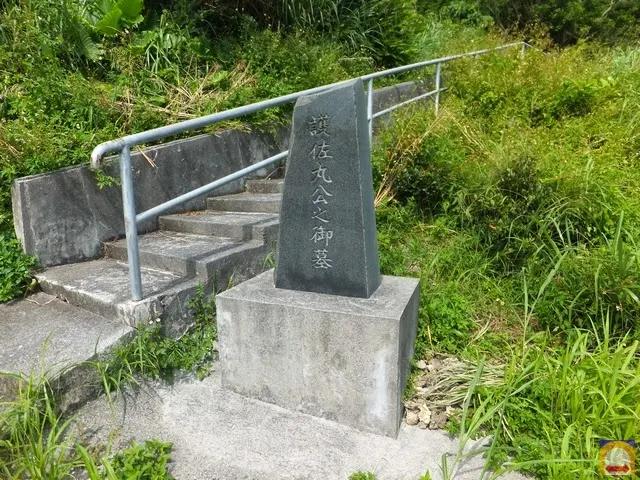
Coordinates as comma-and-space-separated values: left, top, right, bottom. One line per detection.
95, 7, 123, 36
66, 16, 104, 60
117, 0, 144, 22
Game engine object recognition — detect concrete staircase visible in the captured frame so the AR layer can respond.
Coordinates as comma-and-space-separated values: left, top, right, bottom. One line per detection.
0, 179, 283, 406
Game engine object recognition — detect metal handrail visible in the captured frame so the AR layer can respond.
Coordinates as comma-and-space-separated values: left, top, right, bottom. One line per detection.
91, 41, 529, 301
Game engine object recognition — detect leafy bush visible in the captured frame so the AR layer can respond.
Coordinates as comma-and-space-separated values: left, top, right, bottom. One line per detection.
110, 440, 174, 480
422, 282, 475, 354
375, 43, 640, 345
99, 285, 217, 390
224, 0, 423, 66
0, 233, 36, 301
422, 0, 640, 45
348, 472, 376, 480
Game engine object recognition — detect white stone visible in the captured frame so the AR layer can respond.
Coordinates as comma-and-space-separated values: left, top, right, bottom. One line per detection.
418, 405, 431, 425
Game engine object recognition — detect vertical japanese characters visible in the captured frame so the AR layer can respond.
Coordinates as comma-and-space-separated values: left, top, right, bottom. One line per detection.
309, 114, 334, 269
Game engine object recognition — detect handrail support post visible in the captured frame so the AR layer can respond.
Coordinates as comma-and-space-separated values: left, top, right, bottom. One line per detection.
367, 78, 374, 144
435, 62, 442, 117
119, 146, 143, 301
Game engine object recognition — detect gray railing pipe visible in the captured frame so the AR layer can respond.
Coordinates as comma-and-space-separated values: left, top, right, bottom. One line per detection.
136, 150, 289, 225
91, 81, 354, 168
91, 42, 526, 168
359, 42, 523, 82
118, 145, 143, 301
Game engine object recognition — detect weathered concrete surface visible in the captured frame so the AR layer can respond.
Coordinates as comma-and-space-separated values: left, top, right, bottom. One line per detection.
106, 231, 242, 276
160, 211, 279, 241
74, 371, 527, 480
0, 292, 133, 410
12, 129, 288, 268
35, 259, 200, 336
106, 232, 271, 289
35, 241, 276, 336
207, 192, 282, 213
217, 270, 420, 437
245, 178, 284, 194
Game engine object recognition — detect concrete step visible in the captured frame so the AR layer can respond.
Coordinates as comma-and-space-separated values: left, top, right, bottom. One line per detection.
104, 231, 267, 283
35, 259, 197, 330
207, 193, 281, 214
245, 179, 284, 194
0, 292, 133, 410
159, 211, 279, 241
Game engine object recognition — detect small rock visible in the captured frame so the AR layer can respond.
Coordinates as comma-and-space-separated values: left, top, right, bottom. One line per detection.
429, 410, 448, 430
418, 405, 431, 425
429, 358, 443, 370
404, 399, 421, 410
445, 405, 455, 416
416, 360, 428, 370
418, 422, 428, 429
405, 410, 419, 426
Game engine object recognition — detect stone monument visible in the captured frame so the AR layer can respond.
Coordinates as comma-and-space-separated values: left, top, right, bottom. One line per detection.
217, 79, 420, 437
274, 78, 381, 298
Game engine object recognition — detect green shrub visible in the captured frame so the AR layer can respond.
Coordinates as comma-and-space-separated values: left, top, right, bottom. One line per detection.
391, 133, 467, 216
533, 221, 640, 335
0, 233, 36, 302
421, 282, 475, 355
423, 0, 640, 45
348, 472, 376, 480
110, 440, 174, 480
226, 0, 423, 66
99, 285, 217, 389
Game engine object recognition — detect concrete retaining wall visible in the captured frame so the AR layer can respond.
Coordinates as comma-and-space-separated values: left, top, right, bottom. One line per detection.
12, 80, 434, 268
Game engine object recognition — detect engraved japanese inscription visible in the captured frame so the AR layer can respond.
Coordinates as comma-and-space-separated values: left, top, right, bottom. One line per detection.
274, 79, 381, 298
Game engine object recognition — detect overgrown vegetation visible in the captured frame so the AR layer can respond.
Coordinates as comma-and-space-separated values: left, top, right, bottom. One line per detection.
98, 285, 217, 401
2, 0, 475, 300
420, 0, 640, 45
0, 373, 175, 479
375, 43, 640, 478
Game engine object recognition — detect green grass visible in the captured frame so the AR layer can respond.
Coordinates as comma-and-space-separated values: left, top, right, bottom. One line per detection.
373, 41, 640, 478
0, 371, 175, 479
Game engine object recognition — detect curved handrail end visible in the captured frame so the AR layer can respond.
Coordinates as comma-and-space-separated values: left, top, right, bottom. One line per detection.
91, 139, 126, 169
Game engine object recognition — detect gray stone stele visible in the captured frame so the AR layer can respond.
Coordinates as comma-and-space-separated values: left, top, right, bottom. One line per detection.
274, 78, 382, 298
217, 270, 420, 437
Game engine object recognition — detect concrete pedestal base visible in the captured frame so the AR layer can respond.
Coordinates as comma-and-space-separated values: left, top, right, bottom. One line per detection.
216, 270, 420, 437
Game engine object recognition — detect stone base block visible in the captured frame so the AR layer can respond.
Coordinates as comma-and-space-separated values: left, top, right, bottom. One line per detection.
216, 270, 420, 437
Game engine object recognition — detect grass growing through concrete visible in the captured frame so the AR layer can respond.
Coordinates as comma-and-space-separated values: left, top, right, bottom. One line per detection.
0, 372, 175, 479
374, 42, 640, 478
98, 285, 217, 402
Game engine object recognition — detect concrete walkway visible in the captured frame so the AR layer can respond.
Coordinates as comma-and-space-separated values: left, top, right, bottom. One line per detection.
75, 368, 527, 480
